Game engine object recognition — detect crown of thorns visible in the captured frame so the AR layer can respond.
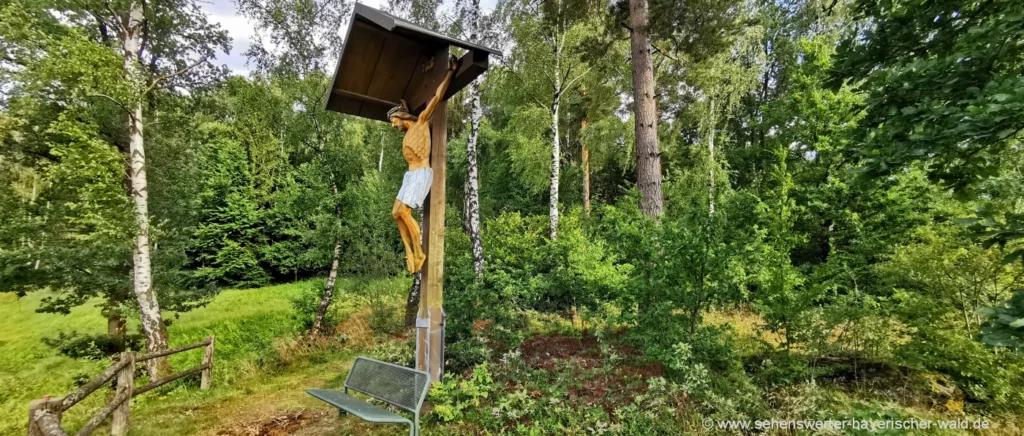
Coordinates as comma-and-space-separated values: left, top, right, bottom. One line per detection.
387, 99, 416, 120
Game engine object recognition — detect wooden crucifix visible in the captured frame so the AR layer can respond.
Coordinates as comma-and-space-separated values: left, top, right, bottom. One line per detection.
324, 4, 498, 382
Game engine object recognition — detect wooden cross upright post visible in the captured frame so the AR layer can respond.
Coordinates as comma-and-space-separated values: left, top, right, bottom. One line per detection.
418, 68, 447, 380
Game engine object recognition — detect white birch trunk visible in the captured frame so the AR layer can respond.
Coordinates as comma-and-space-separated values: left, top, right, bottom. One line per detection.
122, 2, 170, 380
708, 99, 716, 215
549, 43, 562, 241
311, 236, 342, 336
464, 0, 485, 280
311, 182, 343, 336
582, 118, 590, 216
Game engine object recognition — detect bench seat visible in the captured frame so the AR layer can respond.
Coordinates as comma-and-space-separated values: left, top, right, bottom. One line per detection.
306, 389, 412, 424
307, 357, 429, 436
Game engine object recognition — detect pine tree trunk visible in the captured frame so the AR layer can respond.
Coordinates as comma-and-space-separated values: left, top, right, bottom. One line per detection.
122, 3, 170, 380
107, 311, 126, 338
311, 186, 343, 337
582, 119, 590, 216
628, 0, 663, 216
464, 0, 485, 281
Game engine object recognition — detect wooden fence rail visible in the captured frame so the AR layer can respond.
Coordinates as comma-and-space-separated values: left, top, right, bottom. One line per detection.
28, 336, 215, 436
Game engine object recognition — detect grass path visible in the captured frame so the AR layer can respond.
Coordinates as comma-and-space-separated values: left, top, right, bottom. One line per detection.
128, 349, 359, 435
0, 277, 410, 435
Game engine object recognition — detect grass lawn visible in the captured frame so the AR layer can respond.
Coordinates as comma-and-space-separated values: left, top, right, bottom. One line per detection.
0, 277, 410, 435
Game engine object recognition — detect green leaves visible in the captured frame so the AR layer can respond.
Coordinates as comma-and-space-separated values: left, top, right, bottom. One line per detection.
836, 0, 1024, 192
186, 122, 270, 288
979, 290, 1024, 349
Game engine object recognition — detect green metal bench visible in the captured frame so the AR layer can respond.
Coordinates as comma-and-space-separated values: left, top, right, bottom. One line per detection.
307, 357, 430, 436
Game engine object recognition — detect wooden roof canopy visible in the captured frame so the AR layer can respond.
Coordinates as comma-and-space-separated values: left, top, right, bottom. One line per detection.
325, 4, 500, 121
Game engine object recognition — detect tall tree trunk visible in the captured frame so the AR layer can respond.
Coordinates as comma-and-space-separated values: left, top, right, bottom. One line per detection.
550, 98, 561, 240
628, 0, 664, 216
311, 185, 343, 337
107, 311, 126, 338
463, 0, 485, 281
582, 118, 590, 216
708, 99, 716, 215
549, 45, 562, 240
122, 3, 170, 380
405, 271, 421, 327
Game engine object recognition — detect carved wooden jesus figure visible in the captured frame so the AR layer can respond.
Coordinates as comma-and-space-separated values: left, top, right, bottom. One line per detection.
388, 55, 458, 273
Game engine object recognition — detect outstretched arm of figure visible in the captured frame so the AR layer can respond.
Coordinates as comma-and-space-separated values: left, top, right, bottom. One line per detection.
419, 56, 458, 122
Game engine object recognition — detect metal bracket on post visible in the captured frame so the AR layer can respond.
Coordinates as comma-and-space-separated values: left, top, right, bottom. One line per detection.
416, 316, 430, 375
439, 309, 446, 378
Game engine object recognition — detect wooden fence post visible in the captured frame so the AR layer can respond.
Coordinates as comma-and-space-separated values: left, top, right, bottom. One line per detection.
111, 352, 134, 436
27, 396, 63, 436
200, 336, 214, 390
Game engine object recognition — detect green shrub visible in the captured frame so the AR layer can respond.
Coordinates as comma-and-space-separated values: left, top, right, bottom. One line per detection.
369, 337, 414, 367
980, 289, 1024, 350
42, 331, 145, 360
897, 326, 1024, 411
352, 277, 404, 335
428, 362, 495, 423
446, 209, 629, 361
289, 279, 341, 334
445, 335, 492, 374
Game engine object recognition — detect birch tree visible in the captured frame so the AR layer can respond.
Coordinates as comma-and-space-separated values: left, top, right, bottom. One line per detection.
2, 0, 231, 378
498, 0, 595, 240
459, 0, 487, 280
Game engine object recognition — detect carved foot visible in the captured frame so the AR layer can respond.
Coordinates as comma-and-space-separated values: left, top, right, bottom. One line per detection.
405, 255, 415, 273
409, 252, 427, 273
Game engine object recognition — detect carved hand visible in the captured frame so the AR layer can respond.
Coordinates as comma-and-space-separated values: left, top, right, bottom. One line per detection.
448, 55, 459, 71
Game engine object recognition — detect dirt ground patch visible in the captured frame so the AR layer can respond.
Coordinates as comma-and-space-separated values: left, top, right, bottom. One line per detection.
215, 409, 332, 436
517, 334, 667, 411
520, 334, 606, 369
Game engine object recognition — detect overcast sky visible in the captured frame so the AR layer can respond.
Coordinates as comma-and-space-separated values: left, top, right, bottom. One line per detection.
198, 0, 497, 76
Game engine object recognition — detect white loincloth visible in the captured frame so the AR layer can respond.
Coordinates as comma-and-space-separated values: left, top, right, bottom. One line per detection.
396, 167, 434, 209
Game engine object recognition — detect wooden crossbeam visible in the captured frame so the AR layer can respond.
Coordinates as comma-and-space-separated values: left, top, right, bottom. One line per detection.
331, 89, 400, 109
407, 49, 488, 114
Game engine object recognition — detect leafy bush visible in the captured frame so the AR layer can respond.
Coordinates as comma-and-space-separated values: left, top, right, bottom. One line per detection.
446, 209, 630, 369
290, 279, 341, 334
428, 363, 495, 423
898, 326, 1024, 411
351, 277, 404, 335
369, 337, 414, 367
445, 212, 548, 349
42, 331, 145, 360
980, 289, 1024, 350
445, 334, 492, 375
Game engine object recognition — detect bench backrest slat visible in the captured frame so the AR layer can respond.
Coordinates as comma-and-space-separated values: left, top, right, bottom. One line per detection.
344, 357, 430, 413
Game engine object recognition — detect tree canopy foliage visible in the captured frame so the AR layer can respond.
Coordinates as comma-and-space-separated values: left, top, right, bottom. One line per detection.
2, 0, 1024, 425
